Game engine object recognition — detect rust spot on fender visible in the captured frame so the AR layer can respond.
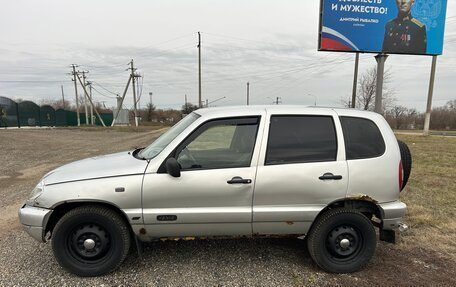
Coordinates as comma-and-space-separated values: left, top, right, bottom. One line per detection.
286, 221, 294, 225
139, 228, 147, 235
348, 194, 378, 204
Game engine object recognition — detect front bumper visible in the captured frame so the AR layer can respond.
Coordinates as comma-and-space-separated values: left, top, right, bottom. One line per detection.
18, 204, 53, 242
378, 200, 407, 230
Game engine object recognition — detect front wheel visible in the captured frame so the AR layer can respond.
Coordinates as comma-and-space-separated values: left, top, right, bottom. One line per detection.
306, 208, 376, 273
52, 206, 131, 276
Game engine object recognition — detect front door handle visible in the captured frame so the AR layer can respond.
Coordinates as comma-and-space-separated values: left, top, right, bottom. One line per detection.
319, 173, 343, 180
227, 176, 252, 184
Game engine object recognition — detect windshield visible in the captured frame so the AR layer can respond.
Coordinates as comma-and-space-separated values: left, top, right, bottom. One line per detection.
140, 112, 200, 159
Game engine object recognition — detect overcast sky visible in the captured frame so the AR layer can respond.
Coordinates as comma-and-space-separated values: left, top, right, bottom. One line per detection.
0, 0, 455, 111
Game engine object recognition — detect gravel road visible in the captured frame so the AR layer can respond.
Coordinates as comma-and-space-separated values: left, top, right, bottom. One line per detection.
0, 128, 455, 287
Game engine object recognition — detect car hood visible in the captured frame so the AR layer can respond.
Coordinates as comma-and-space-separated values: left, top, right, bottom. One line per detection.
42, 150, 149, 185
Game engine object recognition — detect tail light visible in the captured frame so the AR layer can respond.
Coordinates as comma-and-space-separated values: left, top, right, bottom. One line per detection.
398, 160, 404, 192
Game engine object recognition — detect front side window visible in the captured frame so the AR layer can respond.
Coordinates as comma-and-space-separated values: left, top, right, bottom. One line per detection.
140, 113, 200, 159
176, 117, 260, 170
265, 115, 337, 165
340, 116, 385, 160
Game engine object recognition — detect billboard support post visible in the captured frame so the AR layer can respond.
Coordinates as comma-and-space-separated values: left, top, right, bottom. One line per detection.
374, 53, 388, 114
423, 55, 438, 136
351, 52, 360, 108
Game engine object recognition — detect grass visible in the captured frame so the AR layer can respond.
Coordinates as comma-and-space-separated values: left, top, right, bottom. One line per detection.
395, 130, 456, 136
396, 134, 456, 259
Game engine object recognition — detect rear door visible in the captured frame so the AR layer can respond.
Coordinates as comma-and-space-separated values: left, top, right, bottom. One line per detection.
253, 110, 348, 235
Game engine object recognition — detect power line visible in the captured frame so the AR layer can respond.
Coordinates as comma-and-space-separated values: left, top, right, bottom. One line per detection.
79, 62, 129, 69
91, 86, 117, 99
92, 81, 119, 96
203, 31, 302, 48
146, 43, 196, 58
138, 32, 196, 50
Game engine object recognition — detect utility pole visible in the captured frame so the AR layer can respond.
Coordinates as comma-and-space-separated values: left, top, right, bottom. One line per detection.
111, 70, 131, 127
129, 59, 139, 127
206, 99, 208, 108
276, 97, 282, 105
246, 82, 250, 105
75, 73, 106, 127
61, 85, 65, 109
70, 64, 80, 126
112, 76, 132, 126
198, 32, 202, 108
351, 52, 360, 108
149, 92, 153, 107
81, 71, 89, 124
87, 82, 94, 125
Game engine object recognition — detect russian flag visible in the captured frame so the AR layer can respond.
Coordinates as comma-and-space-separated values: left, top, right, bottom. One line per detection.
321, 27, 359, 51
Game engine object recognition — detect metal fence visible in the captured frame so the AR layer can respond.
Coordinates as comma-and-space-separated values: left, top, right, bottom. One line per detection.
0, 96, 112, 127
0, 96, 18, 127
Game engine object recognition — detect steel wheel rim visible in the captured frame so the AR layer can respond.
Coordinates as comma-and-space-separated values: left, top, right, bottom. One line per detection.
67, 223, 111, 264
326, 225, 362, 261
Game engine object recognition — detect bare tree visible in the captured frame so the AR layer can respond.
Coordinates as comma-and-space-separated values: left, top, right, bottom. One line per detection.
445, 99, 456, 110
386, 105, 408, 129
350, 66, 396, 111
430, 100, 456, 130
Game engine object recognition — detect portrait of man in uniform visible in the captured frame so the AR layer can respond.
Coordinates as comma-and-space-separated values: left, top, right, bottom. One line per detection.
382, 0, 427, 54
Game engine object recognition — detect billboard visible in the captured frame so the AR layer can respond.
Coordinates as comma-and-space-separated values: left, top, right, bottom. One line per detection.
319, 0, 448, 55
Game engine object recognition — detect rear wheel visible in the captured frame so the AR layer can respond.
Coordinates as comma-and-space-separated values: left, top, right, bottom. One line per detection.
52, 206, 131, 276
398, 140, 412, 190
307, 208, 376, 273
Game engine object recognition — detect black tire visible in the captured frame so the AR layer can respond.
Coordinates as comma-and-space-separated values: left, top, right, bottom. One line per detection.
307, 208, 376, 273
398, 140, 412, 190
52, 206, 131, 277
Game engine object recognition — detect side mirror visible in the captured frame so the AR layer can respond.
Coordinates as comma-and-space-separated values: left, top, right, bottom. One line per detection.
165, 157, 181, 177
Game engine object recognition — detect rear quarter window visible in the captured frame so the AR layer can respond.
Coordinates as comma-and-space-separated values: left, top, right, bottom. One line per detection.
340, 116, 385, 160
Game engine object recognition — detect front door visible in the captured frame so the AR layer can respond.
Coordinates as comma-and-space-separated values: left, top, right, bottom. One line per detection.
142, 116, 263, 238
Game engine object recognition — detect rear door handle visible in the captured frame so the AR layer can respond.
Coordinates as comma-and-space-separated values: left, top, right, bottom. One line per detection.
227, 176, 252, 184
319, 173, 343, 180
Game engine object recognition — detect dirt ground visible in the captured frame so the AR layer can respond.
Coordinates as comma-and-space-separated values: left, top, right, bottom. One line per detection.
0, 128, 455, 286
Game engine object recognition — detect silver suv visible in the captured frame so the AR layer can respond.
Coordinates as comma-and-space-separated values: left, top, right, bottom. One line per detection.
19, 106, 411, 276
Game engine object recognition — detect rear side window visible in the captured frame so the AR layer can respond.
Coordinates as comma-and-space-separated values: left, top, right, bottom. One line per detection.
265, 116, 337, 165
340, 116, 385, 160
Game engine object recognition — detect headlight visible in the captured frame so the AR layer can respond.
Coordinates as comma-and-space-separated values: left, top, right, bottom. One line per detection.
26, 181, 44, 206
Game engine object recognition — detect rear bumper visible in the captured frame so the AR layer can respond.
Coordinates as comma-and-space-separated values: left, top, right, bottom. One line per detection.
18, 204, 53, 242
378, 200, 407, 230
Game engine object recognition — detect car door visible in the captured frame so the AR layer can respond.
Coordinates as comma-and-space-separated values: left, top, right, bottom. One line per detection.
253, 110, 348, 235
141, 115, 264, 238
